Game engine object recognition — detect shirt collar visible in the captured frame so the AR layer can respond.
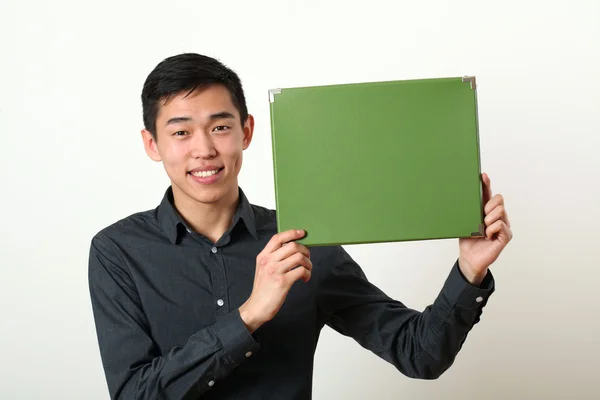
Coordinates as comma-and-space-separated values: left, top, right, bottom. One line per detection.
157, 186, 257, 244
232, 187, 258, 240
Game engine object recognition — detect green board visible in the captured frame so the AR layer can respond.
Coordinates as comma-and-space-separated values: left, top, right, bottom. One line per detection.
268, 76, 485, 246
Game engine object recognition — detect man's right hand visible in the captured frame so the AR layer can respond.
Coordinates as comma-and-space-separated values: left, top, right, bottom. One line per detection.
239, 229, 312, 333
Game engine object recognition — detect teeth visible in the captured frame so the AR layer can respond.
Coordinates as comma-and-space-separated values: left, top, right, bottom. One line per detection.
191, 169, 220, 178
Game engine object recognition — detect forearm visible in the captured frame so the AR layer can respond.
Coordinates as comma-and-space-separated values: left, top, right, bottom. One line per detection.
104, 310, 258, 399
382, 261, 494, 378
319, 247, 495, 381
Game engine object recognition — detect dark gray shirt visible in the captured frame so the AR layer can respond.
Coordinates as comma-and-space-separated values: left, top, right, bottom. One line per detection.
88, 186, 494, 400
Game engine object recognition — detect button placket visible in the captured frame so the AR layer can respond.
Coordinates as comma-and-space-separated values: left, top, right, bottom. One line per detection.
212, 245, 229, 315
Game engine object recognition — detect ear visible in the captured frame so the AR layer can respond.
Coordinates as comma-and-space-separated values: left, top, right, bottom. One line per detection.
141, 129, 162, 162
242, 114, 255, 150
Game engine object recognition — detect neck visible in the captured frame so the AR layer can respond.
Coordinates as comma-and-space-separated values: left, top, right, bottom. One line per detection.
172, 185, 240, 244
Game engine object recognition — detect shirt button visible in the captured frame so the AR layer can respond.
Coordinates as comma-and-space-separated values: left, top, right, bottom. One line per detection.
475, 296, 483, 303
217, 299, 224, 307
211, 247, 217, 253
186, 228, 192, 233
208, 380, 215, 387
245, 351, 253, 358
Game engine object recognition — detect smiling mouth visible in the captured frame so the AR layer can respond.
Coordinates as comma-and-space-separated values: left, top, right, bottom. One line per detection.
189, 168, 224, 178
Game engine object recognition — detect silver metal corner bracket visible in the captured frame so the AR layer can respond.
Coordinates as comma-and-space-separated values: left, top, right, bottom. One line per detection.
269, 89, 282, 103
462, 76, 477, 90
471, 223, 485, 237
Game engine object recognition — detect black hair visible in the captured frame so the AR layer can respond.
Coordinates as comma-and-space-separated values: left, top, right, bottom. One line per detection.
141, 53, 248, 138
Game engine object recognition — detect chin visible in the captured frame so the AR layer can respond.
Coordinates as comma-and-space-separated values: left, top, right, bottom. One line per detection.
193, 191, 224, 204
191, 184, 237, 205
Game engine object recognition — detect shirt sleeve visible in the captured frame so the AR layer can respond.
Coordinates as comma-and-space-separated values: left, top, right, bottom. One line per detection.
88, 234, 260, 400
317, 246, 495, 380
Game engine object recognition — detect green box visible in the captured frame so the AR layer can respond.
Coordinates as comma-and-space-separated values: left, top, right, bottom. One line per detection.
269, 76, 485, 246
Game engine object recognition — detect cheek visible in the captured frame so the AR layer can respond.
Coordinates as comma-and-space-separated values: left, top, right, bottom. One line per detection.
159, 142, 188, 171
219, 140, 244, 167
234, 151, 243, 171
231, 147, 244, 172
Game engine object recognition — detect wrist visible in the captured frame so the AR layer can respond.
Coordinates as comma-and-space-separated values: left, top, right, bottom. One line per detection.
239, 303, 262, 334
458, 257, 487, 287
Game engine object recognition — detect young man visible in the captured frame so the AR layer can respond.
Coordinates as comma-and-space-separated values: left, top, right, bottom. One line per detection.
88, 53, 512, 399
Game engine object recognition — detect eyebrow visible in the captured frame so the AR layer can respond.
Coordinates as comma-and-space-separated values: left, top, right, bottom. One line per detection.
165, 112, 236, 127
209, 112, 236, 121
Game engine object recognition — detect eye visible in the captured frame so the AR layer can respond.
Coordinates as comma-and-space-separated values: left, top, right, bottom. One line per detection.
173, 130, 188, 136
213, 126, 230, 133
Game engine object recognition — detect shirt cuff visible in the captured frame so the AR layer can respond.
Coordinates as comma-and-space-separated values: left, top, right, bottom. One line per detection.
209, 310, 260, 367
441, 259, 495, 310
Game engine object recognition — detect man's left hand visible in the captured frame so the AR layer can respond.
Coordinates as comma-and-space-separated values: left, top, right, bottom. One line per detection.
458, 172, 513, 286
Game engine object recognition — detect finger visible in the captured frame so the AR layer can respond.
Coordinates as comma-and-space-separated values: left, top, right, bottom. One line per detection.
286, 265, 312, 284
484, 194, 505, 216
485, 219, 501, 239
272, 241, 310, 262
481, 173, 493, 207
484, 204, 509, 228
261, 229, 306, 256
486, 220, 512, 243
280, 253, 313, 273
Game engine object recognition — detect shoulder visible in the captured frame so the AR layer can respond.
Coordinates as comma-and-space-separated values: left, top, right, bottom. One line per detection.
89, 207, 160, 258
250, 203, 278, 234
310, 244, 358, 270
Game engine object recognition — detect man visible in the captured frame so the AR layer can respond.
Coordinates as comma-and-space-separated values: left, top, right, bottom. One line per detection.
88, 53, 512, 399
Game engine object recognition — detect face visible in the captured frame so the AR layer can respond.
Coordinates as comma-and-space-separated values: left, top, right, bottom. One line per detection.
142, 84, 254, 211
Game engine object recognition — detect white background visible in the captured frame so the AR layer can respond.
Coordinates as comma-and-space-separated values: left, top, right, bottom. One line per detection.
1, 0, 599, 399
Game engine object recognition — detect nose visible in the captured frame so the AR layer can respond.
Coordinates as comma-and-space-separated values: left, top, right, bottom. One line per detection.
190, 132, 217, 159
